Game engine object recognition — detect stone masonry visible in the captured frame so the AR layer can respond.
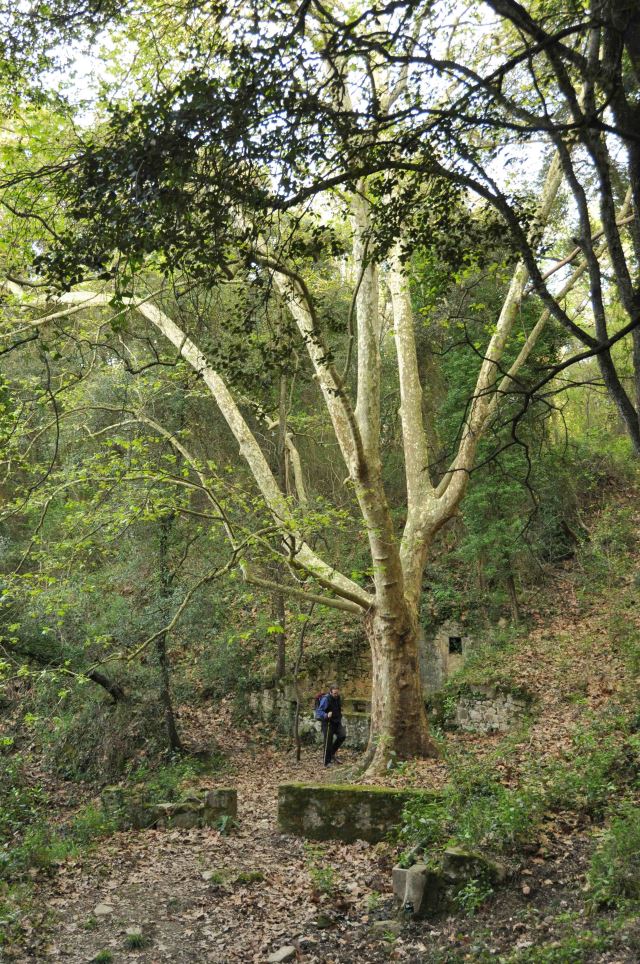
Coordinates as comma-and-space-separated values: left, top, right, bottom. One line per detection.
454, 685, 530, 733
278, 783, 436, 843
101, 785, 237, 830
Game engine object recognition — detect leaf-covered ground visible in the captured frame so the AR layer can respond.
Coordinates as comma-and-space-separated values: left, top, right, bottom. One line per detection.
4, 559, 640, 962
5, 714, 638, 963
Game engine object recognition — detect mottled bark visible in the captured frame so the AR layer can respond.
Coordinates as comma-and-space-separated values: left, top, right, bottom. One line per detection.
362, 607, 438, 773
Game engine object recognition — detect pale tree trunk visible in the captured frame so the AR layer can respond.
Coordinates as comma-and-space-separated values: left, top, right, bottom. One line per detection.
362, 606, 437, 772
6, 145, 576, 775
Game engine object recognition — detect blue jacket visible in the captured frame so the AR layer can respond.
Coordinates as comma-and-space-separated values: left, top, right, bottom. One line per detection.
317, 692, 342, 723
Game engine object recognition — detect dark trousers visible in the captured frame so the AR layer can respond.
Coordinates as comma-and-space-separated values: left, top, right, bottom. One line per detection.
322, 720, 346, 765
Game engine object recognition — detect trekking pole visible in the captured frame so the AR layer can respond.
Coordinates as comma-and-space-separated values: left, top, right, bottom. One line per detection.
323, 716, 332, 767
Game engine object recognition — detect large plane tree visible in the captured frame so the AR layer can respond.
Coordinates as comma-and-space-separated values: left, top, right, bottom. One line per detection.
2, 0, 637, 772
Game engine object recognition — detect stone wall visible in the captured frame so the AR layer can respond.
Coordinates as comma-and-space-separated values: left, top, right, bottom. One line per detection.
101, 786, 237, 830
248, 685, 371, 749
419, 620, 474, 696
246, 622, 537, 744
454, 685, 530, 733
278, 783, 437, 843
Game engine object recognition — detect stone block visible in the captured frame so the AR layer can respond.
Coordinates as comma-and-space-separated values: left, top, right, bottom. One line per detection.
267, 948, 297, 963
101, 785, 158, 829
204, 787, 238, 823
442, 845, 506, 884
392, 847, 505, 919
278, 783, 437, 843
343, 712, 370, 749
392, 862, 446, 918
162, 803, 202, 829
102, 785, 238, 831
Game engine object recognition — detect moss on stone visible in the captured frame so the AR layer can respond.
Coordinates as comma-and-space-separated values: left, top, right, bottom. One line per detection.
278, 783, 440, 843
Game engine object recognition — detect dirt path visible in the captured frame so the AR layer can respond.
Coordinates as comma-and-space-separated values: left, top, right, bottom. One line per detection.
20, 735, 411, 964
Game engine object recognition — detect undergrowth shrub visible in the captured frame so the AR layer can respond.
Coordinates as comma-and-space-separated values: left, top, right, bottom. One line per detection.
199, 634, 260, 700
0, 882, 33, 947
303, 842, 337, 896
0, 753, 47, 880
42, 689, 170, 782
402, 709, 639, 865
402, 752, 544, 857
577, 501, 639, 590
588, 802, 640, 909
127, 756, 211, 803
0, 754, 116, 882
2, 803, 117, 880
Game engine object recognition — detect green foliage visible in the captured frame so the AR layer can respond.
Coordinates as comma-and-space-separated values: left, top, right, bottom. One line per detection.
0, 747, 152, 885
577, 502, 639, 590
441, 628, 520, 694
403, 753, 544, 858
502, 908, 640, 964
506, 928, 615, 963
124, 931, 147, 949
234, 869, 264, 884
0, 754, 45, 845
37, 682, 175, 783
204, 870, 225, 885
303, 843, 337, 896
0, 884, 32, 947
403, 709, 639, 863
366, 890, 382, 912
0, 754, 47, 880
199, 634, 260, 700
215, 814, 238, 836
588, 802, 640, 909
453, 876, 494, 916
127, 757, 211, 804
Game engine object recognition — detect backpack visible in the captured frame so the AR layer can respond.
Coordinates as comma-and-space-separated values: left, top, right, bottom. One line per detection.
313, 692, 328, 720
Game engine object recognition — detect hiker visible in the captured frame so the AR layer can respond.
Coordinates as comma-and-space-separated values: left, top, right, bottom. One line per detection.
317, 683, 346, 767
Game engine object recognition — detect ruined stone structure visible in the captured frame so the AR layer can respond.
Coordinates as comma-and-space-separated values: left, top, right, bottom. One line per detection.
101, 785, 237, 830
247, 621, 533, 741
278, 783, 436, 843
419, 620, 474, 696
248, 685, 371, 749
454, 685, 530, 733
392, 846, 506, 919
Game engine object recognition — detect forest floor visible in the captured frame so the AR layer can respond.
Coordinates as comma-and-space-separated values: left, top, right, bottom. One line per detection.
6, 693, 640, 963
4, 557, 640, 962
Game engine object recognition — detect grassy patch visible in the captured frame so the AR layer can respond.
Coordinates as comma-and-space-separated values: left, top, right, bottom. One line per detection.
124, 930, 147, 949
588, 801, 640, 909
304, 842, 338, 896
402, 707, 640, 864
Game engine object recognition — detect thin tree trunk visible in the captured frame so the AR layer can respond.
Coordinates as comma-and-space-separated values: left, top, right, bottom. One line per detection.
273, 373, 288, 679
272, 568, 286, 680
292, 602, 315, 762
505, 570, 520, 624
632, 327, 640, 432
477, 553, 490, 624
596, 348, 640, 456
158, 512, 183, 754
362, 607, 438, 773
155, 632, 183, 753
